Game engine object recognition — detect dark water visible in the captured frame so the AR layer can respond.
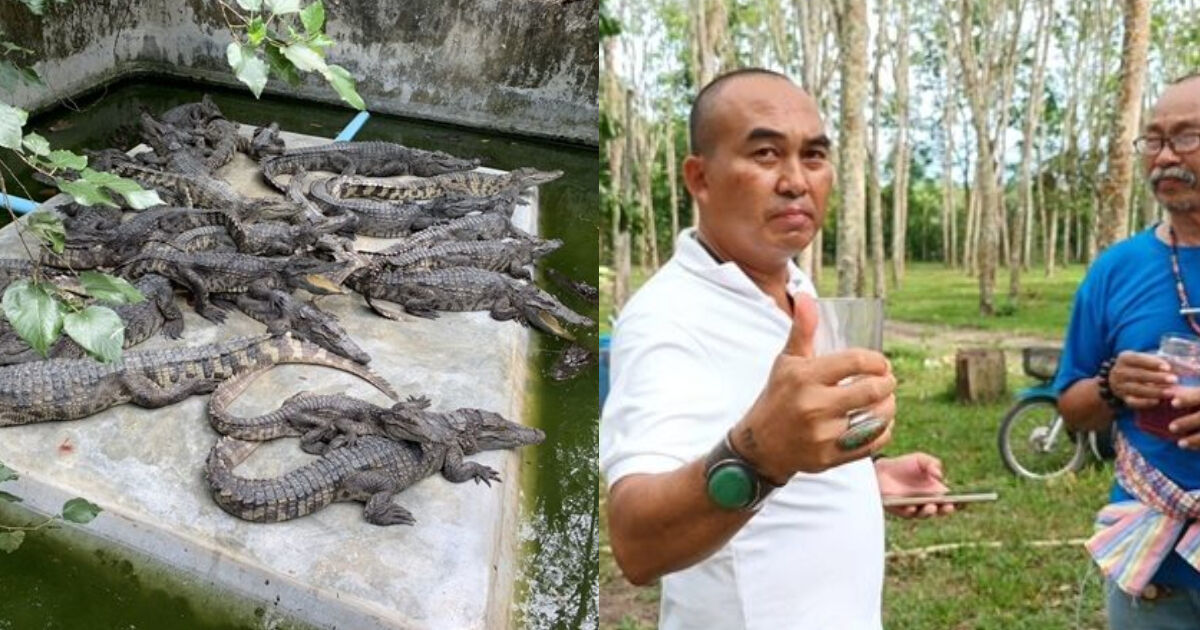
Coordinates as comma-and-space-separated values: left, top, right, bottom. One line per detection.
0, 77, 599, 629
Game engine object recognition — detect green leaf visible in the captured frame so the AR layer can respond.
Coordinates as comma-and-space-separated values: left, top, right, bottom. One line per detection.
227, 42, 269, 98
64, 305, 124, 363
0, 491, 22, 503
45, 149, 87, 171
264, 44, 302, 86
247, 16, 267, 46
0, 462, 17, 483
79, 271, 144, 305
0, 531, 24, 554
55, 178, 117, 208
300, 0, 324, 34
15, 0, 45, 15
2, 280, 63, 358
266, 0, 301, 15
26, 211, 65, 253
235, 0, 262, 10
79, 169, 161, 208
0, 102, 28, 151
307, 33, 334, 50
282, 42, 325, 73
60, 497, 102, 524
120, 188, 163, 210
0, 61, 20, 91
323, 64, 365, 111
21, 132, 49, 156
0, 41, 34, 55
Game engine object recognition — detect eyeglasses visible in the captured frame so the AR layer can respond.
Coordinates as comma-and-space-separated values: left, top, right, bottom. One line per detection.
1133, 133, 1200, 156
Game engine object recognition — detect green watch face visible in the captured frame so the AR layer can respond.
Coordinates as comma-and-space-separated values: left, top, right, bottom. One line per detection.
707, 463, 754, 510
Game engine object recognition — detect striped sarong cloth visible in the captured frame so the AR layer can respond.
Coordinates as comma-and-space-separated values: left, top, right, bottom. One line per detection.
1085, 430, 1200, 596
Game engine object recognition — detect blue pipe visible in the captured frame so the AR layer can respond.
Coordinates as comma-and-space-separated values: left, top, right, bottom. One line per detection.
0, 193, 37, 215
334, 111, 370, 141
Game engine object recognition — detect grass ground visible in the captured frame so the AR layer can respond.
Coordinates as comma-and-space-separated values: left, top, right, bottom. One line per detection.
599, 260, 1115, 629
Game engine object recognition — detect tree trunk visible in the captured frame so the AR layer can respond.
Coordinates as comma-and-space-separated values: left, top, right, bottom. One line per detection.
889, 0, 910, 289
1096, 0, 1150, 252
942, 97, 957, 267
869, 0, 888, 298
1012, 0, 1050, 299
665, 114, 680, 248
835, 0, 869, 297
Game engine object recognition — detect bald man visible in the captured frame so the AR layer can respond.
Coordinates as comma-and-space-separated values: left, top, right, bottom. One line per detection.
1056, 74, 1200, 628
600, 68, 952, 630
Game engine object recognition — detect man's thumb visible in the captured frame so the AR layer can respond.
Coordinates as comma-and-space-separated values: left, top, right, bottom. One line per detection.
783, 292, 818, 357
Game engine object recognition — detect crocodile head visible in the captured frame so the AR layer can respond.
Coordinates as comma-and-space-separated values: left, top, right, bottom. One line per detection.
451, 409, 545, 453
518, 285, 595, 340
532, 238, 563, 258
284, 257, 349, 295
510, 167, 564, 189
290, 299, 372, 364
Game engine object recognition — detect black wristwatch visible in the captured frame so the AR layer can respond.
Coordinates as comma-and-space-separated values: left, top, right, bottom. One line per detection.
703, 432, 783, 511
1097, 357, 1125, 411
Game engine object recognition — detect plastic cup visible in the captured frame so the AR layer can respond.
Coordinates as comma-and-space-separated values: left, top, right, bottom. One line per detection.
1135, 333, 1200, 440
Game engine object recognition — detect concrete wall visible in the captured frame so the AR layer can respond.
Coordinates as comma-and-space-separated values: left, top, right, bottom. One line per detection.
2, 0, 598, 145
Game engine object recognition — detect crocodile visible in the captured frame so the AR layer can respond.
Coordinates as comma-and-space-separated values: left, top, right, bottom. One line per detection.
88, 149, 295, 220
0, 274, 184, 366
333, 168, 563, 202
371, 237, 562, 279
0, 332, 398, 426
374, 213, 536, 257
208, 372, 440, 452
548, 344, 595, 381
0, 259, 35, 291
348, 267, 594, 339
259, 141, 481, 193
120, 250, 346, 323
308, 175, 519, 238
226, 283, 370, 364
545, 267, 600, 305
204, 400, 543, 524
55, 207, 248, 267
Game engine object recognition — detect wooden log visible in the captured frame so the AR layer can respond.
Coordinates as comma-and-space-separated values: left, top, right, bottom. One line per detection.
955, 348, 1007, 403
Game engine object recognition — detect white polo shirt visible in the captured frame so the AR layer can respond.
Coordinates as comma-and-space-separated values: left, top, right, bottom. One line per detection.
600, 228, 884, 630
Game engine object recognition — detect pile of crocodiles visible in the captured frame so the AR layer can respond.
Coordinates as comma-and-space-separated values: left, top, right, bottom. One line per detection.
0, 97, 596, 525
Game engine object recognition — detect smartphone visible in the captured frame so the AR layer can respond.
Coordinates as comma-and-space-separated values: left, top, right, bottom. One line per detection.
881, 491, 999, 507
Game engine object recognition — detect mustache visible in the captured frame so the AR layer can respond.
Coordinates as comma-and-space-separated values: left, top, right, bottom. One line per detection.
1150, 166, 1198, 188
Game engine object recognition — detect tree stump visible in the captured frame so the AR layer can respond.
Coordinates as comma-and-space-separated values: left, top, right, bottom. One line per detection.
955, 348, 1007, 403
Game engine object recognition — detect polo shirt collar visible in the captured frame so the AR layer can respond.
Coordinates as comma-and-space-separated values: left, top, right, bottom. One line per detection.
675, 227, 811, 300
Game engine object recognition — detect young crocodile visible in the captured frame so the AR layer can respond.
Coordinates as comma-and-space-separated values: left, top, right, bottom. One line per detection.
0, 333, 397, 426
0, 274, 184, 366
370, 237, 562, 279
259, 141, 481, 193
204, 400, 543, 525
330, 168, 562, 202
348, 267, 594, 339
120, 250, 346, 323
226, 283, 371, 364
373, 213, 535, 257
307, 175, 518, 238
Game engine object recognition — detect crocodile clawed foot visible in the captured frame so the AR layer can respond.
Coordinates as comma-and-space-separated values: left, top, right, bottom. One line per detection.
198, 304, 229, 324
474, 466, 502, 487
369, 504, 416, 526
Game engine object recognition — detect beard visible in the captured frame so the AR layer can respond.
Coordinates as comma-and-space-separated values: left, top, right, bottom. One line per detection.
1151, 165, 1200, 213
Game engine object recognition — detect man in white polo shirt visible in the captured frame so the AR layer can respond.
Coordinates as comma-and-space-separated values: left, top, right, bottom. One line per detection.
600, 68, 954, 629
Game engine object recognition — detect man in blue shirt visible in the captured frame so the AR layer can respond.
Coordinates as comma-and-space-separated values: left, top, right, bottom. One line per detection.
1056, 75, 1200, 627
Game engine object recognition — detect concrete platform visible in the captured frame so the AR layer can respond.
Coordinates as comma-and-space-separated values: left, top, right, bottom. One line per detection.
0, 130, 538, 629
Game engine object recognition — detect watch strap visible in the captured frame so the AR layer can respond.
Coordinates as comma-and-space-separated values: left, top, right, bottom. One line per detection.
703, 432, 783, 511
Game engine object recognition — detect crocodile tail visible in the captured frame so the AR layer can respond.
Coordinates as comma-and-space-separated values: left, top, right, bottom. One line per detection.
207, 366, 300, 440
205, 436, 285, 522
270, 333, 399, 400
